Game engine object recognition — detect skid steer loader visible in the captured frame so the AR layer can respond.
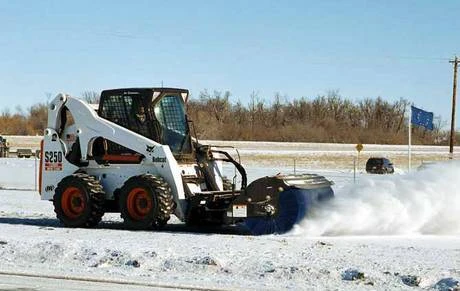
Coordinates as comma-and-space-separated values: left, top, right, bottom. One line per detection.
39, 88, 333, 235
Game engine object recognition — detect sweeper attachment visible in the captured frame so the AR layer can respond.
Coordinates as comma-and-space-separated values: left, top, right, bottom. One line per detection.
39, 88, 333, 235
234, 174, 333, 235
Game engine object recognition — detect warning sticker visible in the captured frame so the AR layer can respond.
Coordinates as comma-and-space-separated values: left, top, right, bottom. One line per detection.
44, 151, 63, 171
232, 204, 247, 218
45, 162, 63, 171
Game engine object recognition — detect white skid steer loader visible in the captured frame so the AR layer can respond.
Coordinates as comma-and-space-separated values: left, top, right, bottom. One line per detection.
39, 88, 333, 235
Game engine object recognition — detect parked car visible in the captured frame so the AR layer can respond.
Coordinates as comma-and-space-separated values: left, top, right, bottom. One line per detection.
16, 148, 33, 158
365, 157, 394, 174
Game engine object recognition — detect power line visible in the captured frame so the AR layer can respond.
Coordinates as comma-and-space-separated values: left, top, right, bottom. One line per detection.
384, 55, 450, 61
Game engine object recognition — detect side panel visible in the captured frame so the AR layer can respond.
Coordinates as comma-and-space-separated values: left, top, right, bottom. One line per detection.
40, 129, 79, 200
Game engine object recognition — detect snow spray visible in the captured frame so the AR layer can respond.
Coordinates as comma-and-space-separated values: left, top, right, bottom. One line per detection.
298, 161, 460, 236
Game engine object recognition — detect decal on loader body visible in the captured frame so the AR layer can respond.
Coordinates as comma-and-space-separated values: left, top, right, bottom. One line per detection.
146, 145, 155, 152
44, 151, 63, 171
45, 185, 55, 192
232, 205, 247, 217
153, 157, 167, 163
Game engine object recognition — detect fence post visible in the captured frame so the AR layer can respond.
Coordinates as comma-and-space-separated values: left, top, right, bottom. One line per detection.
34, 154, 37, 191
353, 157, 356, 184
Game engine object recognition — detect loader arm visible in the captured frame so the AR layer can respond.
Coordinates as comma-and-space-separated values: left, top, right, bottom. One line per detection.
43, 94, 187, 219
49, 94, 166, 160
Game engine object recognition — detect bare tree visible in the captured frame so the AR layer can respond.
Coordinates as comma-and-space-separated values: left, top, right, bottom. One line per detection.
0, 87, 443, 144
28, 103, 48, 135
45, 92, 53, 103
81, 91, 100, 104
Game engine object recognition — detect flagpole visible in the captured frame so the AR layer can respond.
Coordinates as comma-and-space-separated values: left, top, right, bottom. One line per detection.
408, 105, 412, 172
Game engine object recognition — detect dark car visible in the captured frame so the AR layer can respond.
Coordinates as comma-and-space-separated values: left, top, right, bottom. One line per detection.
366, 157, 394, 174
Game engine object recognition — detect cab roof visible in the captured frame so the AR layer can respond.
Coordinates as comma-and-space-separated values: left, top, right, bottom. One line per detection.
100, 87, 190, 103
101, 87, 189, 95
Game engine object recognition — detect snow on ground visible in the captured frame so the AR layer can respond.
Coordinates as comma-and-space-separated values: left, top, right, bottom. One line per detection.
0, 143, 459, 290
0, 158, 37, 189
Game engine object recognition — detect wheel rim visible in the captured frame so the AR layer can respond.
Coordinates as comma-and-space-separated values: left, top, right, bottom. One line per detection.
61, 186, 86, 219
127, 187, 153, 220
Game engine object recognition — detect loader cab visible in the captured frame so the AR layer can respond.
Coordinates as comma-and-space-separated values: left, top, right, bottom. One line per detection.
97, 88, 193, 160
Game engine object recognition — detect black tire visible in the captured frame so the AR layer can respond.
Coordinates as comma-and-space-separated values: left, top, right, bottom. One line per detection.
53, 173, 105, 228
119, 174, 174, 230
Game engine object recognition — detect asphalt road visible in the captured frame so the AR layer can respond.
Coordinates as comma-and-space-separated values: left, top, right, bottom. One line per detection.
0, 273, 228, 291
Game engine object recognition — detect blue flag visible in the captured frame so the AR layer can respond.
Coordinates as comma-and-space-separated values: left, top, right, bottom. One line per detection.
411, 106, 434, 130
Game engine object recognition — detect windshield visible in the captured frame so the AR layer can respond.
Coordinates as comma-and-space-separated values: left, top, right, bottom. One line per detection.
153, 94, 190, 154
367, 159, 383, 166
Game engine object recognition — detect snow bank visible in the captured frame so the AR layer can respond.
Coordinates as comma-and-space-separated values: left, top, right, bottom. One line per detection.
299, 161, 460, 236
0, 158, 37, 190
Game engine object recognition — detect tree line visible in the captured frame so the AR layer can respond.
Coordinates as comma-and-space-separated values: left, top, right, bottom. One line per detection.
0, 90, 453, 145
187, 90, 450, 145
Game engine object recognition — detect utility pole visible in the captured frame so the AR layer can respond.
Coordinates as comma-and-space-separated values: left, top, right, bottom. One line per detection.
449, 56, 458, 158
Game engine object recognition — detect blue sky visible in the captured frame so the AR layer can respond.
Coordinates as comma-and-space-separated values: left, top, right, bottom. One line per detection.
1, 0, 459, 128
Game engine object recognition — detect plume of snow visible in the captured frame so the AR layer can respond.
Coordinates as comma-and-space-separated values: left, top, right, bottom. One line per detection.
299, 161, 460, 236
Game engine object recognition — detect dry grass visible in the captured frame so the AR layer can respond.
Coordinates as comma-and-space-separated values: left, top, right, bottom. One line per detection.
5, 136, 457, 171
238, 152, 453, 170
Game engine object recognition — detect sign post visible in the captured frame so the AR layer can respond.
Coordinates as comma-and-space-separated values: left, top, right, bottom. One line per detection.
355, 143, 363, 170
355, 143, 363, 182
